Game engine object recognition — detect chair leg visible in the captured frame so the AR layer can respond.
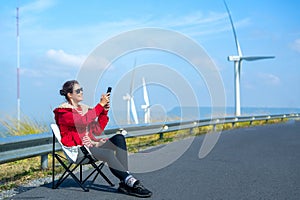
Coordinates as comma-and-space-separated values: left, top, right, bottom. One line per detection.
90, 162, 103, 184
80, 165, 83, 183
80, 147, 115, 187
52, 133, 56, 189
53, 154, 89, 192
82, 162, 107, 188
52, 151, 114, 191
82, 162, 103, 184
90, 161, 115, 187
81, 161, 114, 187
52, 152, 55, 189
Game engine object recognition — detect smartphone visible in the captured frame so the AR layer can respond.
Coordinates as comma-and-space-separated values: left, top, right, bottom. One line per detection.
107, 87, 112, 95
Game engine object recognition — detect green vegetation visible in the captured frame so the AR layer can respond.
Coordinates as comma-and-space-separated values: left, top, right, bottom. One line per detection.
0, 116, 292, 192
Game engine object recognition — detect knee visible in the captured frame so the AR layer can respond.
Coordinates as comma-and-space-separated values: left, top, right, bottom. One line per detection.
113, 134, 125, 141
111, 134, 126, 144
109, 134, 127, 151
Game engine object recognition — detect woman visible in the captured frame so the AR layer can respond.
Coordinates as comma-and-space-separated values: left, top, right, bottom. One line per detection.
53, 80, 152, 198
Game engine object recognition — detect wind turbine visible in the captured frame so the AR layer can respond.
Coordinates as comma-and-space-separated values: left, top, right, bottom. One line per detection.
224, 0, 275, 116
123, 60, 139, 124
141, 77, 151, 123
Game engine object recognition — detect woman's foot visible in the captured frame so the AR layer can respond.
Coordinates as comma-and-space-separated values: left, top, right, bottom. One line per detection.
118, 181, 152, 198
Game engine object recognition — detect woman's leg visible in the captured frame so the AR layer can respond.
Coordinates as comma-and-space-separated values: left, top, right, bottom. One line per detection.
89, 146, 129, 181
101, 134, 128, 170
90, 135, 152, 197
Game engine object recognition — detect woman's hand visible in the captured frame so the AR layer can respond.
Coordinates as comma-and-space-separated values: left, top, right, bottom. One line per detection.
94, 138, 107, 147
99, 93, 110, 107
104, 102, 110, 111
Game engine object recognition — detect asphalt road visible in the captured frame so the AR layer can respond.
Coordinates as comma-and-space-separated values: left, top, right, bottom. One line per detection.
9, 120, 300, 200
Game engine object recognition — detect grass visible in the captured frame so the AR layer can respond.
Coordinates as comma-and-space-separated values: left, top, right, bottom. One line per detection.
0, 116, 50, 192
0, 153, 67, 192
0, 116, 291, 192
0, 115, 48, 136
0, 156, 51, 191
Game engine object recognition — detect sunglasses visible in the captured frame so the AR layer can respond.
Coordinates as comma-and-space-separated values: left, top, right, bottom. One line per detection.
74, 87, 83, 94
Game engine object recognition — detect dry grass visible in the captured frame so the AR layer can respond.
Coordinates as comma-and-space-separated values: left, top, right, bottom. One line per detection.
1, 156, 47, 191
0, 115, 48, 136
0, 116, 50, 191
0, 152, 68, 192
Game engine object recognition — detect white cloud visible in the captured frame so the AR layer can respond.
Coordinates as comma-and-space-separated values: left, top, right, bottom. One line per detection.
258, 73, 281, 86
17, 0, 56, 28
20, 66, 73, 79
291, 39, 300, 53
139, 11, 234, 37
155, 12, 225, 28
20, 68, 43, 77
46, 49, 86, 68
21, 0, 55, 13
14, 9, 237, 59
25, 10, 232, 44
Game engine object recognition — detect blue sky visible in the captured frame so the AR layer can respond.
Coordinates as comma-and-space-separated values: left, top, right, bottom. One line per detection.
0, 0, 300, 123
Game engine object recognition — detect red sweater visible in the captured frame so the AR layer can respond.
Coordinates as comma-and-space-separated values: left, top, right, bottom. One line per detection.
53, 102, 109, 147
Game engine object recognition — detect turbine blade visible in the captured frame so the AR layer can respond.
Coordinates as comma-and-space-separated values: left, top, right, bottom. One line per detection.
242, 56, 275, 61
142, 77, 150, 106
129, 58, 137, 95
224, 0, 243, 57
130, 97, 139, 124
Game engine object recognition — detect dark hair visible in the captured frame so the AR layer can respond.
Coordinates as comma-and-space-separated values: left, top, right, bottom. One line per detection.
59, 80, 79, 101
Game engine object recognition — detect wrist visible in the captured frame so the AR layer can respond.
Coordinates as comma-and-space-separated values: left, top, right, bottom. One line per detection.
99, 102, 105, 107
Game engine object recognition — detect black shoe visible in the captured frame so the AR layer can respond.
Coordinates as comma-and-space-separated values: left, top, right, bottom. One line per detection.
118, 181, 152, 198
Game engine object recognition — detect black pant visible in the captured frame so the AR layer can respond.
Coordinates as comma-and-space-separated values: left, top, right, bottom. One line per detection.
89, 134, 130, 181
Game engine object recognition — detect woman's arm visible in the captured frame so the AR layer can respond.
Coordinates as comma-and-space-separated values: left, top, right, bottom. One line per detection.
90, 112, 109, 136
59, 104, 104, 127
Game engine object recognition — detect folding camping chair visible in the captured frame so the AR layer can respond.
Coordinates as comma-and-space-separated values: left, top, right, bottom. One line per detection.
51, 123, 114, 192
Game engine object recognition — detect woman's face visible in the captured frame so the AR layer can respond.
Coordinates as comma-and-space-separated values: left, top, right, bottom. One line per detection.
68, 83, 83, 104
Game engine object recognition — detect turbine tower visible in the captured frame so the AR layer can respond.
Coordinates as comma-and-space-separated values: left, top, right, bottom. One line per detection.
123, 60, 139, 124
16, 7, 21, 128
141, 77, 151, 123
224, 0, 275, 116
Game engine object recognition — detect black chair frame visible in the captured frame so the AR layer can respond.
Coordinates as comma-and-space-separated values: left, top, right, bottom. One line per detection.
51, 125, 114, 192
